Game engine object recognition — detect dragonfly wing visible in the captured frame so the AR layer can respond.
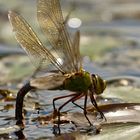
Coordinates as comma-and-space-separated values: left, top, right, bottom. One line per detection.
37, 0, 79, 73
8, 11, 64, 73
72, 31, 82, 71
30, 74, 68, 90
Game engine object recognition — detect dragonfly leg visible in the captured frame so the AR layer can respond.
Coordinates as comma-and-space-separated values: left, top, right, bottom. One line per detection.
72, 93, 85, 110
83, 93, 92, 126
16, 82, 35, 126
72, 93, 93, 126
52, 93, 79, 134
52, 93, 78, 111
89, 91, 106, 121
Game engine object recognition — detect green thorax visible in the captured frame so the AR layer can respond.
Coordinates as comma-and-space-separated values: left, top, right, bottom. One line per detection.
63, 71, 92, 92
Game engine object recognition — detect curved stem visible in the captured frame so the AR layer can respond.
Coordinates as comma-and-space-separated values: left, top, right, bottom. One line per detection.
16, 82, 34, 125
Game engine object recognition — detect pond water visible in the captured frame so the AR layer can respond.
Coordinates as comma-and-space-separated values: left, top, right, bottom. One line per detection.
0, 47, 140, 139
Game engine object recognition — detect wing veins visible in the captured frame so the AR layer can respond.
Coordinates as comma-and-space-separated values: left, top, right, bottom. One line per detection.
37, 0, 78, 72
8, 11, 65, 73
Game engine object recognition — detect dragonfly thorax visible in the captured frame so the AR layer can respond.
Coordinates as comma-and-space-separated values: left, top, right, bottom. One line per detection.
63, 71, 92, 92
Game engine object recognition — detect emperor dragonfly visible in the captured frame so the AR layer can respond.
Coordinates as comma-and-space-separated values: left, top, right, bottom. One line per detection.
8, 0, 106, 134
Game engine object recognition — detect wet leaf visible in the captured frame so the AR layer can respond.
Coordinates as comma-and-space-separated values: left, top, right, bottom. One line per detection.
0, 125, 20, 135
104, 86, 140, 103
0, 89, 15, 101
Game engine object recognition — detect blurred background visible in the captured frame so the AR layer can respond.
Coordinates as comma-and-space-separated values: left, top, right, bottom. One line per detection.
0, 0, 140, 139
0, 0, 140, 83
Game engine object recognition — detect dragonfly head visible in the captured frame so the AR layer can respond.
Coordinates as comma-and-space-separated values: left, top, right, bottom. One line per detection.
91, 74, 106, 95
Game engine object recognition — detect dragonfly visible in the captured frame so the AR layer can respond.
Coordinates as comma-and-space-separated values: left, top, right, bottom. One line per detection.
8, 0, 106, 134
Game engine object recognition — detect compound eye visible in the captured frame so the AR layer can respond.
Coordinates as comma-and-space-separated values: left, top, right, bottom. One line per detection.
92, 74, 106, 95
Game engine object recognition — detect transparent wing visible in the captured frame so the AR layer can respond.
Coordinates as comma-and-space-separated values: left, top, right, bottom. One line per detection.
8, 11, 64, 73
37, 0, 82, 73
72, 31, 82, 71
30, 73, 69, 90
